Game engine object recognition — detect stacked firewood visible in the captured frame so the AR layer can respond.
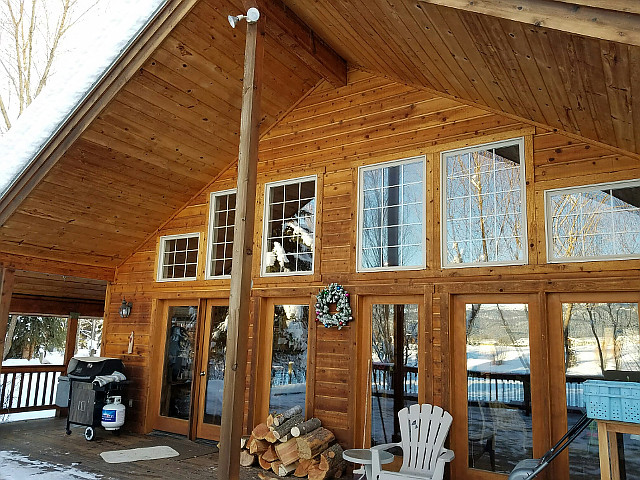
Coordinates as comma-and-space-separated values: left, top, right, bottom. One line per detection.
239, 405, 346, 479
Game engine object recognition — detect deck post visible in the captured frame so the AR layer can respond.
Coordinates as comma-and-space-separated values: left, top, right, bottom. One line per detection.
56, 311, 79, 417
218, 6, 263, 480
0, 267, 15, 375
63, 312, 80, 367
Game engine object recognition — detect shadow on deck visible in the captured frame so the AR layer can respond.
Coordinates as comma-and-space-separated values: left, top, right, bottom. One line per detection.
0, 417, 265, 480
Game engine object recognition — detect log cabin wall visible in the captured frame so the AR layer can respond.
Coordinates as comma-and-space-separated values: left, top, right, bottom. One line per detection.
104, 69, 640, 447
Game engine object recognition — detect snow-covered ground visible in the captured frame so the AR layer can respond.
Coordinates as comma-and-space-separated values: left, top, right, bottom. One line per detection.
0, 451, 100, 480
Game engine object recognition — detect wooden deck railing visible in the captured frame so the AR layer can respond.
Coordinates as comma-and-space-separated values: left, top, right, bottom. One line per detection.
372, 362, 419, 400
1, 365, 66, 414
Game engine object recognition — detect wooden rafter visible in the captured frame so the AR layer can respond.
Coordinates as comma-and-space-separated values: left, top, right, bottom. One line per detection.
418, 0, 640, 46
558, 0, 640, 14
0, 252, 114, 281
259, 0, 347, 87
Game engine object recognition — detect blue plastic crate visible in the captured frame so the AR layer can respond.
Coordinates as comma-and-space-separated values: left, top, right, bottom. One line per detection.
583, 380, 640, 423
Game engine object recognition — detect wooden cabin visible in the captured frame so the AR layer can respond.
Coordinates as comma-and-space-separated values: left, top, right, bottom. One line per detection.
1, 1, 640, 479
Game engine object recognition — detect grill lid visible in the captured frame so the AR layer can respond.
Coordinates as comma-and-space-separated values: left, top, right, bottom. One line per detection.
67, 356, 125, 379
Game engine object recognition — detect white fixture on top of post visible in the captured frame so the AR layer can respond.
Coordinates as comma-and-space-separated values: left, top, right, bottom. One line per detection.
228, 7, 260, 28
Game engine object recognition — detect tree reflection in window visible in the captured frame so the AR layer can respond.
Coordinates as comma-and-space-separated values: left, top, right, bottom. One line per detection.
547, 181, 640, 261
263, 178, 316, 275
269, 305, 309, 415
359, 158, 425, 270
443, 139, 526, 267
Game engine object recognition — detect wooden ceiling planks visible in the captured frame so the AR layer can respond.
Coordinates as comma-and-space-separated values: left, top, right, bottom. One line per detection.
284, 0, 639, 155
13, 271, 107, 302
1, 0, 637, 280
0, 0, 328, 273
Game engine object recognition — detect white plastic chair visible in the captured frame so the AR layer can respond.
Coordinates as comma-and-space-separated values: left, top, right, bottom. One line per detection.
370, 404, 454, 480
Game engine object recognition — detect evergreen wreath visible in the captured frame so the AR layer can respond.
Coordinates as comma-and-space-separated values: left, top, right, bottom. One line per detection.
315, 283, 352, 329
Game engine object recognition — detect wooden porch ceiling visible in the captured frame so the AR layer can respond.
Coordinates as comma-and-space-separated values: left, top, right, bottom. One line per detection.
282, 0, 640, 156
0, 0, 344, 277
0, 0, 638, 281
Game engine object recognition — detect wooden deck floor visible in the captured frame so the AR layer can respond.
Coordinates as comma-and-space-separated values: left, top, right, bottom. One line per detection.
0, 417, 264, 479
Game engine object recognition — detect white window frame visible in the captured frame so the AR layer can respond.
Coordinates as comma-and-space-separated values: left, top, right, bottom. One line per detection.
157, 232, 200, 282
544, 178, 640, 263
440, 137, 528, 269
261, 175, 317, 277
356, 155, 427, 272
205, 188, 237, 280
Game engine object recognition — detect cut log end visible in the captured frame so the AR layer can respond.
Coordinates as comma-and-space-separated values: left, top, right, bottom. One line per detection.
296, 427, 336, 459
240, 450, 256, 467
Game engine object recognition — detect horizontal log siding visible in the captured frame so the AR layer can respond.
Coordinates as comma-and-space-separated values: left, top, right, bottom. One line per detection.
105, 70, 640, 446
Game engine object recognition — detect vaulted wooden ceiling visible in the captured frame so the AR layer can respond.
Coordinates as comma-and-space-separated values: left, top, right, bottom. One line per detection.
0, 0, 638, 282
283, 0, 639, 155
0, 0, 343, 278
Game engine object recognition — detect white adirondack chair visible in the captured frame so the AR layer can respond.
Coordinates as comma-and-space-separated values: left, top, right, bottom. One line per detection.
370, 404, 454, 480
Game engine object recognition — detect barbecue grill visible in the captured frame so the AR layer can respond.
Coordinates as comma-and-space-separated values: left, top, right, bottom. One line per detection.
63, 356, 127, 441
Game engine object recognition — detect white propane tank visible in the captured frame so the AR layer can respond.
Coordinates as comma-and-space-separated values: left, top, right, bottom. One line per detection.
101, 396, 125, 430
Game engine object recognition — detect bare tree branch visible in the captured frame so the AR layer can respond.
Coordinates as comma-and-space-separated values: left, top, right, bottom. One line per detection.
0, 0, 99, 133
34, 0, 70, 98
0, 93, 11, 129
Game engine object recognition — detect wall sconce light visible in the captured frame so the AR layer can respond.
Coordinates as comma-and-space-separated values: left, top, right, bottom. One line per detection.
228, 7, 260, 28
119, 299, 132, 318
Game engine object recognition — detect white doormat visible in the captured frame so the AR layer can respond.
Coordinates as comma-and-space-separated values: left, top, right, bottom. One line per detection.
100, 446, 179, 464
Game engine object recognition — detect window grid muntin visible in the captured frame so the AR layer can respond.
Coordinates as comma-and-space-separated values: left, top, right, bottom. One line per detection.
545, 179, 640, 262
262, 176, 317, 276
441, 138, 527, 268
158, 233, 200, 281
207, 190, 237, 279
358, 156, 426, 271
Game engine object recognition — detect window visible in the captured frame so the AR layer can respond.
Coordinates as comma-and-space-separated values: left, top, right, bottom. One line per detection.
157, 233, 199, 281
545, 179, 640, 262
358, 157, 426, 271
269, 304, 309, 415
441, 138, 526, 267
370, 302, 419, 445
206, 190, 236, 278
262, 176, 316, 276
465, 302, 533, 473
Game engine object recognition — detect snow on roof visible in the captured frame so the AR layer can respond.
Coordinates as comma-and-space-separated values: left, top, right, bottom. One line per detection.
0, 0, 166, 199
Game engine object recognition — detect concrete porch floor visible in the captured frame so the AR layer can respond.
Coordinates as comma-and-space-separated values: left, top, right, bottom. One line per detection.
0, 417, 267, 479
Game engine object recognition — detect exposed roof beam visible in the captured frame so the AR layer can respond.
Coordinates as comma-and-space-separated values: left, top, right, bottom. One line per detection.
418, 0, 640, 46
259, 0, 347, 87
0, 252, 115, 281
557, 0, 640, 15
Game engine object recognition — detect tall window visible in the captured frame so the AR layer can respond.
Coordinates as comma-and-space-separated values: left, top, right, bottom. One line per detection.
262, 176, 316, 276
157, 233, 199, 281
466, 303, 533, 473
370, 303, 419, 445
442, 138, 526, 267
545, 180, 640, 262
206, 190, 236, 278
269, 305, 309, 415
358, 157, 425, 271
